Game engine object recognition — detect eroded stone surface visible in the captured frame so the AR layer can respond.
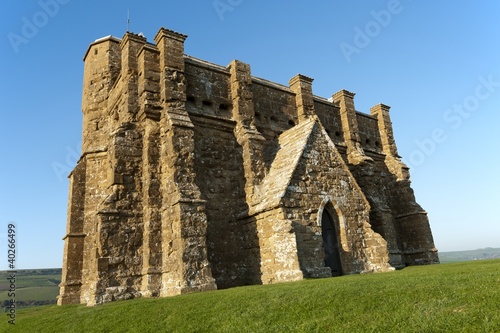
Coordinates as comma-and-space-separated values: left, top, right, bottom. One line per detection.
58, 27, 438, 306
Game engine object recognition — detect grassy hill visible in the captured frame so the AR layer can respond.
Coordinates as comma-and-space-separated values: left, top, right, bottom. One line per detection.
2, 248, 499, 309
438, 247, 500, 263
2, 260, 499, 332
0, 269, 61, 308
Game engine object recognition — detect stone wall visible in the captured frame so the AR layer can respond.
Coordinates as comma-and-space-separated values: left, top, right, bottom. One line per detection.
192, 116, 260, 288
314, 98, 345, 146
356, 112, 383, 154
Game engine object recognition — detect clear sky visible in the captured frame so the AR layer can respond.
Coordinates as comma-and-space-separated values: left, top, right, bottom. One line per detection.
1, 0, 499, 269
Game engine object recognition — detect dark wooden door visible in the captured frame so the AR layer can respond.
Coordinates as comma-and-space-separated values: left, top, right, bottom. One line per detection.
322, 210, 343, 276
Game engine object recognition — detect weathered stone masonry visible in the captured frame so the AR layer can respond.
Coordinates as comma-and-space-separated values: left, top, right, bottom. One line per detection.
58, 27, 439, 306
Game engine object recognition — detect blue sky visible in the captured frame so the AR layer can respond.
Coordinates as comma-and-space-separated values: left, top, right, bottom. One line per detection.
1, 0, 499, 269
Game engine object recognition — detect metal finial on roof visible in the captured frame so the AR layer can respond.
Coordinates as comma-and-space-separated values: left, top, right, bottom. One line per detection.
127, 10, 130, 32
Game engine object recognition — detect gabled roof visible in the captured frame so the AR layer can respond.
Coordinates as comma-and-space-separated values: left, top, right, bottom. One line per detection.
252, 117, 318, 213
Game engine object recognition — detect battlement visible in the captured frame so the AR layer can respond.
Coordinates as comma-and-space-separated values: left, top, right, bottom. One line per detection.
81, 28, 401, 165
59, 27, 437, 306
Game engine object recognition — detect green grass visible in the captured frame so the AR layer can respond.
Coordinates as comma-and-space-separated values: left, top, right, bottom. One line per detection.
2, 260, 499, 332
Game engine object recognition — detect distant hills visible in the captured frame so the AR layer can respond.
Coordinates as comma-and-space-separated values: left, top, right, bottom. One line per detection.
438, 247, 500, 263
0, 268, 61, 308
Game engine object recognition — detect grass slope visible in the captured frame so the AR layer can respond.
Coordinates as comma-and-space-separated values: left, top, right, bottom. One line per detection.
3, 260, 500, 332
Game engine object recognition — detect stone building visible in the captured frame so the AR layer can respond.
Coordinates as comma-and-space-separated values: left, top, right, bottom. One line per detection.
58, 27, 438, 306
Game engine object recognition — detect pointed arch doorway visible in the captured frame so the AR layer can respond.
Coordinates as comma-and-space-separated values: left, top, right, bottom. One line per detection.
322, 209, 343, 276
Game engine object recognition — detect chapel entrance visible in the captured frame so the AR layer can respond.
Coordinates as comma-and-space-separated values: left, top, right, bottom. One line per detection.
322, 209, 343, 276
